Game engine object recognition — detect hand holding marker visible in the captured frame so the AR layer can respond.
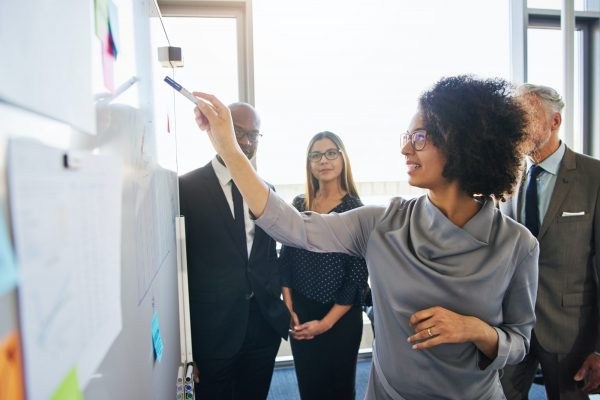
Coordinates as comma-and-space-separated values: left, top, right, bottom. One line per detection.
163, 76, 201, 105
163, 76, 211, 128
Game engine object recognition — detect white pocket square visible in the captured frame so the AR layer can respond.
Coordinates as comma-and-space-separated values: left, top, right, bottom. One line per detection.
561, 211, 585, 217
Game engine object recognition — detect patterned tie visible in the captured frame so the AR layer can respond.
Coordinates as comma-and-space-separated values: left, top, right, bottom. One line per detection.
231, 181, 248, 259
524, 165, 544, 237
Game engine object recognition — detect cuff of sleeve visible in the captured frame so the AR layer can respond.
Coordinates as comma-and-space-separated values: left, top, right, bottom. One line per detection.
280, 275, 292, 287
478, 327, 509, 371
255, 188, 283, 230
278, 259, 292, 287
334, 294, 354, 306
334, 284, 364, 306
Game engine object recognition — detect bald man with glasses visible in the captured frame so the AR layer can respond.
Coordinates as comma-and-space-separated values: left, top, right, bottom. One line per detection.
180, 102, 289, 400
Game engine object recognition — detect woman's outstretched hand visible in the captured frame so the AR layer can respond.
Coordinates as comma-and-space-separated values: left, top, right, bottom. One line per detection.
192, 92, 239, 159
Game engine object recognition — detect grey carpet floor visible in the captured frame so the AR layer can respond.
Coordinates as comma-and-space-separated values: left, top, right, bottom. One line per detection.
267, 359, 597, 400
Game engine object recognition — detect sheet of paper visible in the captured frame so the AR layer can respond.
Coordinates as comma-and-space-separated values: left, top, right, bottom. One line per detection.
135, 167, 177, 303
0, 331, 25, 400
0, 209, 18, 295
7, 139, 123, 399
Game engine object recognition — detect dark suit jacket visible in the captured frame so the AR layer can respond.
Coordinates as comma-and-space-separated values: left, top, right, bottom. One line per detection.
501, 146, 600, 354
179, 162, 289, 359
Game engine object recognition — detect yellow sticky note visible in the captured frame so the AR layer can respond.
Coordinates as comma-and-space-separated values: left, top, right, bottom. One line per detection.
51, 367, 83, 400
0, 331, 25, 400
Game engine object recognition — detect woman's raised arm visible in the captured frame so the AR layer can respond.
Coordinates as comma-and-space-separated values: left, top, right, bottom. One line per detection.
193, 91, 270, 218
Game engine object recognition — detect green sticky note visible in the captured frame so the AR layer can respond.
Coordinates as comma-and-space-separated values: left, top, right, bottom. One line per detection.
51, 367, 83, 400
94, 0, 109, 39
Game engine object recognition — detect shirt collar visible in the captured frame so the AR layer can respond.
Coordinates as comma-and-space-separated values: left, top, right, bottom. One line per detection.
211, 156, 232, 187
526, 141, 565, 175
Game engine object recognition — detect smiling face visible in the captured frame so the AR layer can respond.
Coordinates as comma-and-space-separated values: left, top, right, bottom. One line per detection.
309, 138, 344, 185
402, 111, 448, 191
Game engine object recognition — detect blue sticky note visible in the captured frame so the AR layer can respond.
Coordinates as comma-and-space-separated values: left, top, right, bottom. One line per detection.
151, 312, 164, 362
0, 211, 18, 295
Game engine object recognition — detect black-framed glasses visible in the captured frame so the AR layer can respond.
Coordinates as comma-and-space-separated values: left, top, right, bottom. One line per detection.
401, 129, 428, 151
234, 126, 262, 143
307, 148, 343, 162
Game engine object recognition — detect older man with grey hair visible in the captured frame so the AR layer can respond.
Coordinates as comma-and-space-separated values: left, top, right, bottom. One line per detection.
500, 84, 600, 399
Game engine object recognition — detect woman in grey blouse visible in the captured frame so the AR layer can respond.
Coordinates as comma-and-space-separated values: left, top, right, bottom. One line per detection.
192, 75, 539, 400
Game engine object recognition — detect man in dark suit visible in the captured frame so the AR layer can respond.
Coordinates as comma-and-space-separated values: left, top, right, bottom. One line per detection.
179, 102, 289, 399
500, 84, 600, 399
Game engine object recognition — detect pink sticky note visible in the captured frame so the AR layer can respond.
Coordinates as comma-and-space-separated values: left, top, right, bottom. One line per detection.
101, 49, 115, 94
101, 32, 115, 93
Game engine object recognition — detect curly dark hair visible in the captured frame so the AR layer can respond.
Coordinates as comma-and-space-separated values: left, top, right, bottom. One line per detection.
419, 75, 526, 200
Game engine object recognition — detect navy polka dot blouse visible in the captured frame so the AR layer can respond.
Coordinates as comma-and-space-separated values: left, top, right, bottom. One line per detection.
278, 194, 369, 305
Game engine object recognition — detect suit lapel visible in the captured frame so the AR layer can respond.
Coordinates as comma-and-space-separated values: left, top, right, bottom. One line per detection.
203, 164, 247, 260
538, 147, 576, 240
247, 183, 274, 261
248, 225, 266, 262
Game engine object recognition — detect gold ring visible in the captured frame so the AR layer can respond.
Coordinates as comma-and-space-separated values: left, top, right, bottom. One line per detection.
427, 328, 433, 337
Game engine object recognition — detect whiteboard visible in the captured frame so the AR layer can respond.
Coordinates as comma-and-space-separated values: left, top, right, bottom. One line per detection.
0, 0, 182, 398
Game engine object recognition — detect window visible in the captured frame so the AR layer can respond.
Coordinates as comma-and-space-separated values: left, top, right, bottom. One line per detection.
252, 0, 511, 204
527, 0, 589, 11
527, 27, 584, 151
161, 16, 240, 174
159, 0, 252, 174
524, 6, 599, 156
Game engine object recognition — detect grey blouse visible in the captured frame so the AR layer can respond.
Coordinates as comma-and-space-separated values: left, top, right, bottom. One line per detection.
256, 191, 539, 400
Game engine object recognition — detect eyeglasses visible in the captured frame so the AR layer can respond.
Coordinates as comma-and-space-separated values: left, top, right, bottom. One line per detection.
401, 129, 428, 151
234, 126, 262, 143
307, 148, 343, 162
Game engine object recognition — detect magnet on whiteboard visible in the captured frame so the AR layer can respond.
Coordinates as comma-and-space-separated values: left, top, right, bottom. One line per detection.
158, 46, 183, 68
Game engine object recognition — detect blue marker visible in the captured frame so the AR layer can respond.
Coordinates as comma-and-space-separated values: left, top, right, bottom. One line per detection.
164, 76, 200, 105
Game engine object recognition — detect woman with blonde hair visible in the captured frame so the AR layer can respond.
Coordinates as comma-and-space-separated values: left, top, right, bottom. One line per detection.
279, 131, 368, 399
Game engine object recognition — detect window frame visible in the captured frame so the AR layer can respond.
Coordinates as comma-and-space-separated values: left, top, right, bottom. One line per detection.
158, 0, 255, 104
510, 0, 600, 157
